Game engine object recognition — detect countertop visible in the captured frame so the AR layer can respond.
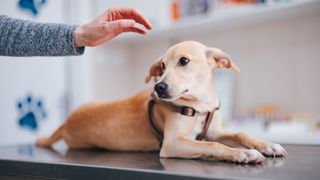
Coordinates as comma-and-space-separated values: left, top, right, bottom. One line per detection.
0, 144, 319, 180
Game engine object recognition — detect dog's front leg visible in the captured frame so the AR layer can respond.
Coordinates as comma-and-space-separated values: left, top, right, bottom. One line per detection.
160, 137, 265, 164
208, 131, 287, 157
205, 112, 287, 157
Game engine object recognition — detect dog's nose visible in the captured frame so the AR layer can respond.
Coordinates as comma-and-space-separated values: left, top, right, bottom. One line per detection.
154, 82, 168, 95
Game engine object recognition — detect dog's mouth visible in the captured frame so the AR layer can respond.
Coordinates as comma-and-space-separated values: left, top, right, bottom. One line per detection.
153, 89, 189, 102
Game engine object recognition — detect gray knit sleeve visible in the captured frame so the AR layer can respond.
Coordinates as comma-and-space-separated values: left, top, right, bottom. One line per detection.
0, 15, 85, 56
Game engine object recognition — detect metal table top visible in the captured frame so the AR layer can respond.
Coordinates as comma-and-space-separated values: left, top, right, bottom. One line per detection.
0, 144, 319, 180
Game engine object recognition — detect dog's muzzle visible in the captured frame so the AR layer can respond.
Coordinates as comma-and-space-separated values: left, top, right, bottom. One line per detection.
154, 82, 170, 99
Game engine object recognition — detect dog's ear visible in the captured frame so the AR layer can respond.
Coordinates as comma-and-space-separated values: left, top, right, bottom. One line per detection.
145, 57, 164, 83
206, 48, 240, 73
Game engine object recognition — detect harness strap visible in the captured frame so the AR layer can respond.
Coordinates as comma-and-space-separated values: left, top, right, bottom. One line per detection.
147, 99, 220, 147
147, 100, 163, 146
195, 106, 219, 140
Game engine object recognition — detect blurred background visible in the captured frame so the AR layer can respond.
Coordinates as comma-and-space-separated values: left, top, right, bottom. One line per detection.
0, 0, 319, 146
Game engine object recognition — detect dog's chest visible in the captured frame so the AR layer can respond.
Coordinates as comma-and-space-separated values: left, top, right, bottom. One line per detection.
188, 115, 207, 139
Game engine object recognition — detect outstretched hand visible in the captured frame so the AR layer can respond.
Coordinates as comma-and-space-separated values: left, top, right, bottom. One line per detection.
74, 8, 152, 48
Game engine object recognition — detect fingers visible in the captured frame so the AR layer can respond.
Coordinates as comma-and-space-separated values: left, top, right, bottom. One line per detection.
108, 8, 152, 30
122, 27, 146, 34
89, 19, 147, 47
128, 8, 152, 30
106, 19, 136, 29
103, 20, 146, 35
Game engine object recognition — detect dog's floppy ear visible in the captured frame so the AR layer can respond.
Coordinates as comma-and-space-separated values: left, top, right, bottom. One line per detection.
206, 48, 240, 73
145, 56, 164, 83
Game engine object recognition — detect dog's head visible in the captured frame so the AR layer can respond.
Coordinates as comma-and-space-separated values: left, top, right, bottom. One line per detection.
145, 41, 240, 102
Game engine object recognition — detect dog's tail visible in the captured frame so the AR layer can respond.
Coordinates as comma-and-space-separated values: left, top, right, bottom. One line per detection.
36, 124, 64, 148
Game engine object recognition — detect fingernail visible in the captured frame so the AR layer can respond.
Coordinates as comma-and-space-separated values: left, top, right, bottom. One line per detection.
147, 21, 152, 30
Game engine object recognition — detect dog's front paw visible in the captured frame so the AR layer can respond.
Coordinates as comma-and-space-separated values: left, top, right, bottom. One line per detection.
260, 143, 287, 157
234, 149, 265, 164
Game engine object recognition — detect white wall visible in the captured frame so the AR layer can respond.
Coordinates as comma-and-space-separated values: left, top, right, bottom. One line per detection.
0, 0, 100, 146
64, 0, 95, 112
230, 11, 320, 115
0, 0, 68, 145
91, 0, 171, 28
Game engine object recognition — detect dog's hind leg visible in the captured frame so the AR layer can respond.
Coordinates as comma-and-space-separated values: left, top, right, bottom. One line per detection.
36, 124, 64, 147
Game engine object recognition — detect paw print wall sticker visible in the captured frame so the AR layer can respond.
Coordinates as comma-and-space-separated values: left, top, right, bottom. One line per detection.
16, 94, 47, 131
18, 0, 47, 16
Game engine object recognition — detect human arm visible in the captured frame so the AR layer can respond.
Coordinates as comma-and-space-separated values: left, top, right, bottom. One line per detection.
0, 15, 84, 56
0, 8, 152, 57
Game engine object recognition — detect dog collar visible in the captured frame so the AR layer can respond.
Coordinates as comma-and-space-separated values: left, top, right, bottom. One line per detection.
153, 99, 202, 117
147, 97, 220, 147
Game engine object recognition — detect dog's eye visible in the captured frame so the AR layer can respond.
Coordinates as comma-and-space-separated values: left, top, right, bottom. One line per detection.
178, 57, 190, 66
161, 62, 165, 70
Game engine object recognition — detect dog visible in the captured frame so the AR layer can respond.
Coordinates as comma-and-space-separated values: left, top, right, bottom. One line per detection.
37, 41, 287, 163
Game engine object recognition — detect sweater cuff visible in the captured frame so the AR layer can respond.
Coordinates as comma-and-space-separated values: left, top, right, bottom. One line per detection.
70, 25, 85, 55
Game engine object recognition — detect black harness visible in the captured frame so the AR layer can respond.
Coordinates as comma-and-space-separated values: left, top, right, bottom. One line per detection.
147, 98, 220, 147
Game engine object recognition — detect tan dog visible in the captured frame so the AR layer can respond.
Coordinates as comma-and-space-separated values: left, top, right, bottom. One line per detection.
37, 41, 287, 163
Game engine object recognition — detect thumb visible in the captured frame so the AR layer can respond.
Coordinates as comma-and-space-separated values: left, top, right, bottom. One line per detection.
106, 19, 136, 30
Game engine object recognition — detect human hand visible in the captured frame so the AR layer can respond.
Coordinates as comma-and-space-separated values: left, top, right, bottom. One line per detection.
74, 8, 152, 48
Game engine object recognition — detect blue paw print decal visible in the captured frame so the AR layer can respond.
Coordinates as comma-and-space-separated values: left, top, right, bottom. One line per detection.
18, 0, 47, 16
17, 94, 47, 131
